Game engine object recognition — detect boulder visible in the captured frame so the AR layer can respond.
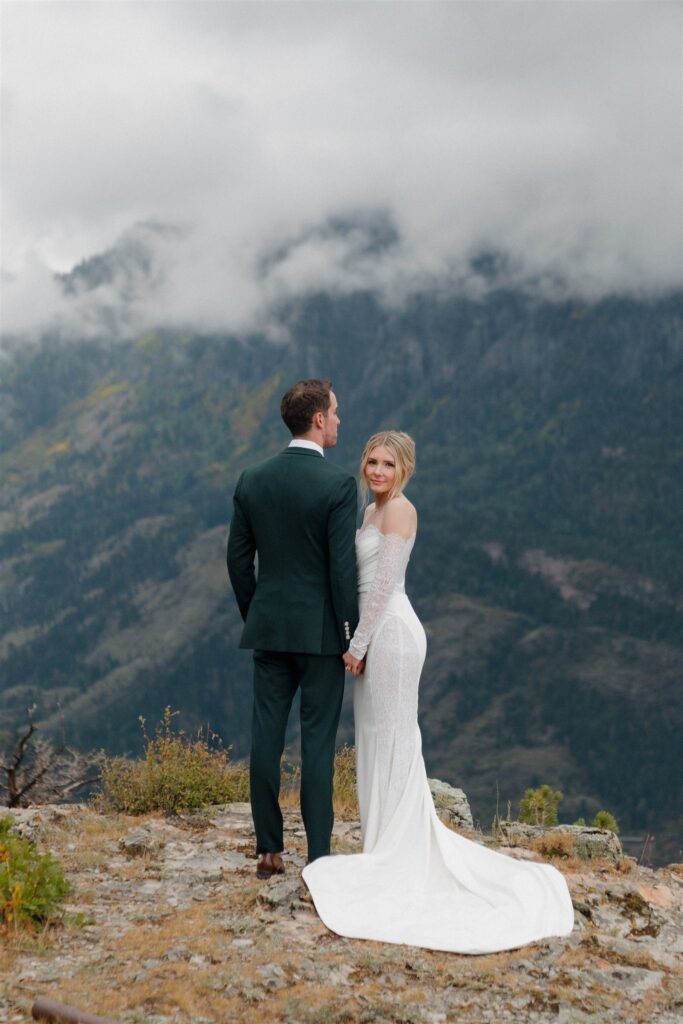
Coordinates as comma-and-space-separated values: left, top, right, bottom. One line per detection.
428, 778, 474, 830
496, 821, 623, 863
118, 826, 164, 858
2, 804, 84, 844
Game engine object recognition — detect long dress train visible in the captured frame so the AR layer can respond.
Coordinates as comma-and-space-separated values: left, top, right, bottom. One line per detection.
302, 525, 574, 953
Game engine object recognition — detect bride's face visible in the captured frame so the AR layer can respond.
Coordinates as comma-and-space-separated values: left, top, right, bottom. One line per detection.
365, 445, 397, 499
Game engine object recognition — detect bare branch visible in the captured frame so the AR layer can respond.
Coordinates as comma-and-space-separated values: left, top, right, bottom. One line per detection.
1, 707, 103, 808
60, 773, 103, 798
1, 705, 36, 774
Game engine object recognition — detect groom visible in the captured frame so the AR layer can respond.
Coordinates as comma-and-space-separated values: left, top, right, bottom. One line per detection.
227, 379, 359, 877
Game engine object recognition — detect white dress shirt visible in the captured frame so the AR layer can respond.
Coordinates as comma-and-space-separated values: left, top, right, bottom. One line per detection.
288, 439, 324, 456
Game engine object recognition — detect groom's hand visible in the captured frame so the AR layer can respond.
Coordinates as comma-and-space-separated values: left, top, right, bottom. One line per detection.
343, 651, 365, 676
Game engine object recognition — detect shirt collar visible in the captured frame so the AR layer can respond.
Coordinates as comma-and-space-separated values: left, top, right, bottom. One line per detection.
288, 439, 324, 457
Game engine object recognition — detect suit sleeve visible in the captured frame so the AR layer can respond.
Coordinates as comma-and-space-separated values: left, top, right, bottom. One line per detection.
226, 474, 257, 622
328, 474, 360, 651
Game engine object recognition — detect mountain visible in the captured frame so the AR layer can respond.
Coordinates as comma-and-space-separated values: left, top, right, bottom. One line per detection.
1, 283, 682, 863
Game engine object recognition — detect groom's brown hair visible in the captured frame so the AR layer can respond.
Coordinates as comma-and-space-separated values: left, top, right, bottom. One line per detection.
280, 378, 333, 437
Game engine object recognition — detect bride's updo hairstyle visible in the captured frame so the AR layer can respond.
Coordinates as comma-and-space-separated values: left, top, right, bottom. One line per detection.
359, 431, 416, 505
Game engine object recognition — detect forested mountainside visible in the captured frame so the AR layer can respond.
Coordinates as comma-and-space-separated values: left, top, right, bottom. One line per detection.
1, 286, 682, 862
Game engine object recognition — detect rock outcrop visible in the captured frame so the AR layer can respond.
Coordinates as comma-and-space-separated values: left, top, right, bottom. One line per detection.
496, 821, 624, 865
1, 802, 681, 1024
428, 778, 474, 830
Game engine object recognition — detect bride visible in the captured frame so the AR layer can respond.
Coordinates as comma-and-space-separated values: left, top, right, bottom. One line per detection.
302, 430, 574, 953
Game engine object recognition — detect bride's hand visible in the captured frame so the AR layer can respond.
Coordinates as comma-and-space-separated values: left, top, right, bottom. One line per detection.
343, 651, 365, 676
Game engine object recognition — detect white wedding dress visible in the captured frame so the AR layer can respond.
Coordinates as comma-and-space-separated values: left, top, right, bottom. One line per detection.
302, 525, 575, 953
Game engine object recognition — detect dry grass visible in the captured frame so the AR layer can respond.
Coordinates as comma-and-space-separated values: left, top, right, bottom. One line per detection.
0, 919, 55, 964
330, 744, 360, 819
281, 744, 359, 820
111, 901, 223, 959
529, 831, 576, 860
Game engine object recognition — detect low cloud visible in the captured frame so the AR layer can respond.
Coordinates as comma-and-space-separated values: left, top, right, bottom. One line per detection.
2, 2, 681, 341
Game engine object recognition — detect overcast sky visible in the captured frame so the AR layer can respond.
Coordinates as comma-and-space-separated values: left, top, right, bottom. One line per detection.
1, 0, 681, 340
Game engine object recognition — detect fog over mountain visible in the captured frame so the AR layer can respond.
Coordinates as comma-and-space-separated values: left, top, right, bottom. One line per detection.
2, 1, 681, 342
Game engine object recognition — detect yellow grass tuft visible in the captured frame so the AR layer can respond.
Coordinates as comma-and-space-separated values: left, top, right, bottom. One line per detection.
280, 745, 359, 820
530, 831, 576, 860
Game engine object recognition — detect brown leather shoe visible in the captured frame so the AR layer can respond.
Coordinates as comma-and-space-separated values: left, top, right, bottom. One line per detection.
256, 852, 285, 880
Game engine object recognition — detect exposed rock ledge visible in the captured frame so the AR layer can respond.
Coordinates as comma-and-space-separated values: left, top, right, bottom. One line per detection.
1, 801, 682, 1024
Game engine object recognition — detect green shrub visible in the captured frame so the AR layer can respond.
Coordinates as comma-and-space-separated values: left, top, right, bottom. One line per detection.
573, 817, 587, 826
592, 810, 619, 833
518, 784, 563, 827
0, 818, 70, 930
98, 708, 250, 815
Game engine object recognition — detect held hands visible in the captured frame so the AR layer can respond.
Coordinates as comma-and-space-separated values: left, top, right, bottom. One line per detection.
343, 651, 365, 676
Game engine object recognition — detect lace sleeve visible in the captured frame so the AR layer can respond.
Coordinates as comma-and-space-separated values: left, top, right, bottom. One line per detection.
348, 532, 410, 659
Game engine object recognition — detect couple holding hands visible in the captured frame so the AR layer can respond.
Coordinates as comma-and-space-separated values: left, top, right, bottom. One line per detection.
227, 378, 573, 953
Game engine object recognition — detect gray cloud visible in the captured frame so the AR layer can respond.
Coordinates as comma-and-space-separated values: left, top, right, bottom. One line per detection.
1, 1, 681, 341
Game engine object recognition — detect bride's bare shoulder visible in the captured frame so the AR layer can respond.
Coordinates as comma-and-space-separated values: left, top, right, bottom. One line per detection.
382, 496, 417, 537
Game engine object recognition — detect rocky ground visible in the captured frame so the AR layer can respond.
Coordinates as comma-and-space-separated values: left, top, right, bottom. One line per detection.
1, 802, 682, 1024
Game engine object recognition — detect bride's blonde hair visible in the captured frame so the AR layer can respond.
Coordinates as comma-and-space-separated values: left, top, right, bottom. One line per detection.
359, 431, 416, 505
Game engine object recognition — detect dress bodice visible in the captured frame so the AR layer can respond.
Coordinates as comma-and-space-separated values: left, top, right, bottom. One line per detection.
356, 524, 415, 598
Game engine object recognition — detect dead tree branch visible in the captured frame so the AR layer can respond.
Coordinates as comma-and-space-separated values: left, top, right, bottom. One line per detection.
1, 708, 103, 808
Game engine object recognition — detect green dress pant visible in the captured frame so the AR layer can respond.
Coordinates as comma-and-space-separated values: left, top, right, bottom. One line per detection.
250, 650, 345, 863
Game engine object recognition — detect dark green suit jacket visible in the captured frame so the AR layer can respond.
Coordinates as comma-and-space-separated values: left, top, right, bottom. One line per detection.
227, 447, 359, 655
